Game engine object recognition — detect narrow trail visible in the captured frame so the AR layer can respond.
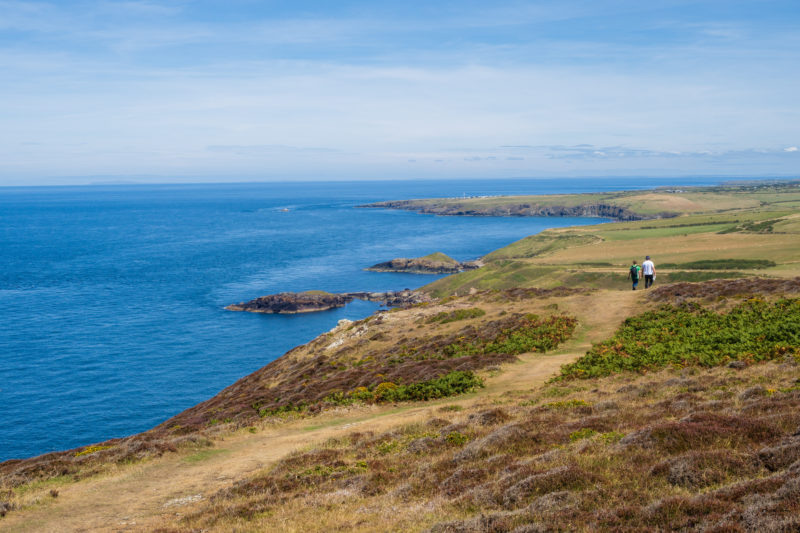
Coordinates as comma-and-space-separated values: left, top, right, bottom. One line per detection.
3, 290, 645, 532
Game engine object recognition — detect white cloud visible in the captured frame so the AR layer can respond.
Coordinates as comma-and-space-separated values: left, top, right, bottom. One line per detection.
1, 2, 799, 183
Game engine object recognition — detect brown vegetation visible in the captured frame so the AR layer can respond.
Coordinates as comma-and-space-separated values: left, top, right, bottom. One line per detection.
649, 276, 800, 303
173, 358, 800, 532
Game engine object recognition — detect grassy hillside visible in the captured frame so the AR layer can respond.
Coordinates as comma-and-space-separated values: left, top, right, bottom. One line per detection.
158, 280, 800, 532
420, 252, 459, 265
362, 181, 800, 221
423, 183, 800, 298
3, 182, 800, 531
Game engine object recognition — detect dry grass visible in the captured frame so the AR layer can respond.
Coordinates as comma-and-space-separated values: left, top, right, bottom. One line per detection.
2, 280, 798, 531
167, 357, 800, 532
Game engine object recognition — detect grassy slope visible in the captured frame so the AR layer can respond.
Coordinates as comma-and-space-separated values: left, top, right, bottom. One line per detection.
423, 184, 800, 298
366, 182, 800, 219
3, 182, 800, 531
420, 252, 458, 264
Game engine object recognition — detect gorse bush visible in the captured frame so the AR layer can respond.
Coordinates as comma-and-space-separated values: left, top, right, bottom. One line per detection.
560, 298, 800, 379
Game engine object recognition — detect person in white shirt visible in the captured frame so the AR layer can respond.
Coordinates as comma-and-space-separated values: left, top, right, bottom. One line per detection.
642, 256, 656, 288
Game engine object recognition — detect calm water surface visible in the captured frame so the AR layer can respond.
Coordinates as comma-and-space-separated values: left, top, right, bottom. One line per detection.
0, 178, 721, 460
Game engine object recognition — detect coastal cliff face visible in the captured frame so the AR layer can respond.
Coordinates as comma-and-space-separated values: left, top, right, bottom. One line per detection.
360, 199, 672, 221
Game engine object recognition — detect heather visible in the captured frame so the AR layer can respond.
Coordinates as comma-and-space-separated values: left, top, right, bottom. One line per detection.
178, 360, 800, 532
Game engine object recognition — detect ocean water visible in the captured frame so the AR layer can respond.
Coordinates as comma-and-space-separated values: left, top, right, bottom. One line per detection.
0, 177, 721, 461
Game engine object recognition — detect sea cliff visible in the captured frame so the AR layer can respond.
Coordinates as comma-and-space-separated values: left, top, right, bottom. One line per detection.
359, 198, 664, 221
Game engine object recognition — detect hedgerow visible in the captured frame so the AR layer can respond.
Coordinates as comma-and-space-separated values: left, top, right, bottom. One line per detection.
659, 259, 776, 270
559, 298, 800, 379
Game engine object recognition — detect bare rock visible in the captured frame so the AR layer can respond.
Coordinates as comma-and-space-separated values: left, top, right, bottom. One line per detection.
226, 291, 353, 314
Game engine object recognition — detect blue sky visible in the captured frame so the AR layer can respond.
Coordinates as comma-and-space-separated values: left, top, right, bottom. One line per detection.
1, 0, 798, 184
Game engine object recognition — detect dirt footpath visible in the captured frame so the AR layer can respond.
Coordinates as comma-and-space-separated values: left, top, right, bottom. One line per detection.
2, 290, 643, 532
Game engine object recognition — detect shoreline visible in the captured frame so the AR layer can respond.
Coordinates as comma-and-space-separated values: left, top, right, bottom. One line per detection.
5, 179, 799, 464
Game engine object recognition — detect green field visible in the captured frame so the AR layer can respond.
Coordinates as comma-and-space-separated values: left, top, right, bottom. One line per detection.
422, 182, 800, 297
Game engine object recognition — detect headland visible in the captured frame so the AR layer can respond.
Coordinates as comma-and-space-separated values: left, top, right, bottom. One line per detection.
365, 252, 481, 274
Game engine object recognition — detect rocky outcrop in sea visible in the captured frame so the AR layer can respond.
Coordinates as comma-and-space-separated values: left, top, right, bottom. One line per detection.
366, 254, 482, 274
226, 289, 430, 314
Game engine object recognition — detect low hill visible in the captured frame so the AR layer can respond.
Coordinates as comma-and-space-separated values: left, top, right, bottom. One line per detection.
359, 181, 800, 221
366, 252, 480, 274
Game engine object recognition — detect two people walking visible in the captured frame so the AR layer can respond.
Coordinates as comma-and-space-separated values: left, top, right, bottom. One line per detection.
628, 256, 656, 290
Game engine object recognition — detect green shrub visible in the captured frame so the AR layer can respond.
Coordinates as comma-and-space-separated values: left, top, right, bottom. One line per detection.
560, 299, 800, 379
430, 314, 577, 360
662, 271, 746, 282
600, 431, 625, 444
485, 314, 577, 354
659, 259, 776, 270
381, 371, 484, 402
426, 308, 486, 324
258, 402, 308, 417
569, 428, 598, 441
445, 431, 469, 446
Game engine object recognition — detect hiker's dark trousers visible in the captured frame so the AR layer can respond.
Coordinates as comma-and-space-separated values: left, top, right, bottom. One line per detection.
644, 275, 654, 288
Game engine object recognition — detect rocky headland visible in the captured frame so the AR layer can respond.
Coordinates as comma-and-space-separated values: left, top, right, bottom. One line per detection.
358, 198, 670, 221
225, 289, 430, 314
365, 252, 482, 274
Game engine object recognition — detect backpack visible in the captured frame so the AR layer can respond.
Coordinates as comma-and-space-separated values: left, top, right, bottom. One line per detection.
629, 265, 639, 279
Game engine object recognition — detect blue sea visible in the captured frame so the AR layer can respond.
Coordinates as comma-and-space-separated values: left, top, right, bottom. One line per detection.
0, 177, 723, 461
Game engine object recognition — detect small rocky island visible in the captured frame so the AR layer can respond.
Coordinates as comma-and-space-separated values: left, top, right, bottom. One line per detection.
366, 252, 481, 274
226, 289, 430, 314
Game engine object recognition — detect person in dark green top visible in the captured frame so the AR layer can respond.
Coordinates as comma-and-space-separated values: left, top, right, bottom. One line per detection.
628, 260, 641, 290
